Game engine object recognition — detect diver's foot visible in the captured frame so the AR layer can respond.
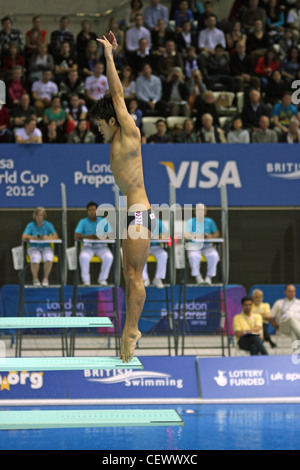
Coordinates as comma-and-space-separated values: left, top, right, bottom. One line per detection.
120, 329, 142, 363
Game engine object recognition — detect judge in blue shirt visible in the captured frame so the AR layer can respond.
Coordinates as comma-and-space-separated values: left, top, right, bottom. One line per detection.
74, 201, 114, 286
143, 217, 169, 288
185, 204, 219, 285
22, 207, 59, 287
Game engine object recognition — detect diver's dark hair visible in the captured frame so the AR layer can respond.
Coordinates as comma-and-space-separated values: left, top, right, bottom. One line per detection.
90, 93, 119, 126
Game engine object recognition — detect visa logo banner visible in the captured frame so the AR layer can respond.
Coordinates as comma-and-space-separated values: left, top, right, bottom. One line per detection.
160, 161, 242, 189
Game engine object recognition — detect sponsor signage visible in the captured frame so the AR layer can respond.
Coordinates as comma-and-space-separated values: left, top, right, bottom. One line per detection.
0, 144, 300, 207
198, 356, 300, 399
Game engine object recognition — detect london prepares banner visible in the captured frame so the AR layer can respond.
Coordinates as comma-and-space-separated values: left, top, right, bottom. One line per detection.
0, 144, 299, 207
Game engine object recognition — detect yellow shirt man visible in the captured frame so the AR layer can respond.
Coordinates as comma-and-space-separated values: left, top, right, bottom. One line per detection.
233, 312, 263, 343
251, 302, 271, 325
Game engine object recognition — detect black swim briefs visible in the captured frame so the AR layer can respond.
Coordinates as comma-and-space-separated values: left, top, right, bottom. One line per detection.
127, 209, 156, 233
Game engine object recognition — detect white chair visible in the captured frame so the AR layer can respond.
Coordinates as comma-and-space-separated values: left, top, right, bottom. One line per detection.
213, 91, 237, 116
141, 117, 164, 138
236, 92, 244, 113
275, 332, 293, 355
166, 116, 188, 130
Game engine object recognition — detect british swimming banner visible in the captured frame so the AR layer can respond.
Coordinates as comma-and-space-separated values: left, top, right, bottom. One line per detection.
0, 144, 300, 207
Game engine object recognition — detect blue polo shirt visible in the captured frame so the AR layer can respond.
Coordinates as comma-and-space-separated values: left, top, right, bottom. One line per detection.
151, 219, 168, 246
75, 217, 112, 247
24, 221, 57, 248
185, 217, 218, 247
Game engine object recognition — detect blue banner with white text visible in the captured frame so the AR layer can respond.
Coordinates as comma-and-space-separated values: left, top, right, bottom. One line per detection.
0, 144, 300, 207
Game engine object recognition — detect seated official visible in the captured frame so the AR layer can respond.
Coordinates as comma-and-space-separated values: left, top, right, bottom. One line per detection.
74, 201, 114, 286
185, 204, 219, 285
251, 288, 276, 349
233, 297, 268, 356
270, 284, 300, 341
143, 217, 169, 289
22, 207, 58, 287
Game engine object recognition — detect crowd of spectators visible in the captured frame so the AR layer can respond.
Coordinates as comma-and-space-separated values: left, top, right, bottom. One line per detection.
0, 0, 300, 145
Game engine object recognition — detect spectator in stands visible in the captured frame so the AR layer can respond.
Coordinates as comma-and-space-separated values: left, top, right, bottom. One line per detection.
155, 39, 184, 80
0, 105, 13, 143
120, 66, 136, 102
144, 0, 169, 31
15, 117, 42, 144
3, 42, 25, 81
0, 16, 24, 58
226, 20, 247, 57
242, 89, 270, 132
254, 47, 280, 91
246, 19, 270, 65
125, 0, 144, 29
25, 16, 47, 58
252, 115, 278, 142
185, 204, 220, 285
67, 119, 95, 144
195, 91, 219, 131
227, 115, 250, 143
174, 1, 194, 33
265, 70, 288, 107
143, 216, 169, 288
183, 46, 200, 80
60, 70, 84, 104
78, 39, 102, 78
280, 119, 300, 143
230, 41, 260, 92
177, 21, 198, 55
31, 69, 58, 117
50, 16, 75, 56
233, 297, 268, 356
43, 95, 66, 131
42, 120, 66, 143
251, 288, 276, 348
206, 44, 235, 91
74, 201, 114, 286
136, 63, 165, 115
54, 41, 78, 84
28, 43, 54, 83
125, 14, 152, 53
266, 0, 285, 38
163, 66, 190, 117
22, 207, 58, 287
197, 113, 226, 143
128, 98, 143, 128
270, 284, 300, 341
286, 0, 300, 41
76, 20, 97, 62
174, 118, 198, 142
147, 119, 173, 143
151, 18, 175, 55
11, 93, 37, 130
280, 46, 300, 86
65, 92, 88, 135
128, 37, 155, 75
187, 69, 207, 113
170, 0, 193, 20
196, 1, 218, 31
278, 28, 297, 60
84, 62, 109, 108
240, 0, 267, 33
106, 17, 126, 71
7, 66, 27, 107
272, 91, 298, 136
198, 14, 226, 65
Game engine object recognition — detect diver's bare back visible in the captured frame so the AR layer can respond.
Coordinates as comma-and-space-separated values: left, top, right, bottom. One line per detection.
110, 125, 150, 210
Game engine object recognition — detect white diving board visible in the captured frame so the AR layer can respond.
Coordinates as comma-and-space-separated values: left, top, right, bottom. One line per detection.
0, 356, 143, 372
0, 409, 184, 430
0, 317, 113, 329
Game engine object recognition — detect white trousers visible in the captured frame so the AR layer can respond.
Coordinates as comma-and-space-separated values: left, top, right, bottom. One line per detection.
187, 246, 218, 278
279, 317, 300, 341
79, 246, 114, 283
28, 247, 54, 264
143, 245, 168, 280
